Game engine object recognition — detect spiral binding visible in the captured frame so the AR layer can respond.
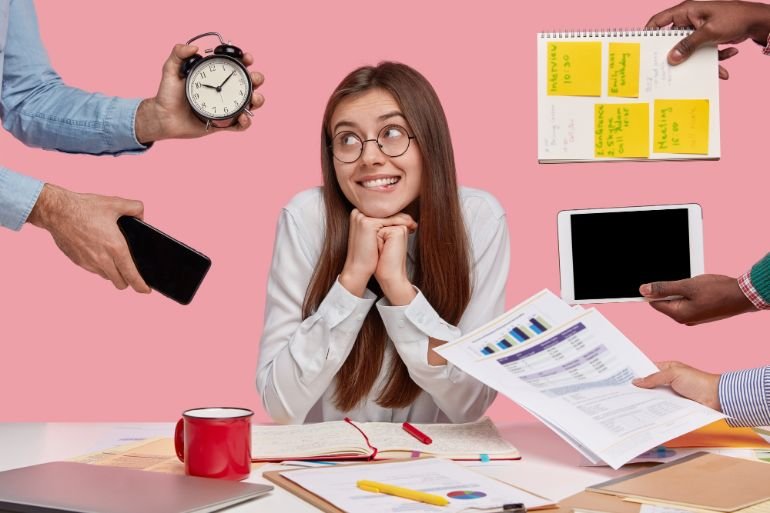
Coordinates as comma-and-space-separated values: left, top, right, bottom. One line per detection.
539, 27, 693, 38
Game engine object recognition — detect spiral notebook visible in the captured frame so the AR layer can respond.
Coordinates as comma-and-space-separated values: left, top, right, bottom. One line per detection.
537, 29, 720, 163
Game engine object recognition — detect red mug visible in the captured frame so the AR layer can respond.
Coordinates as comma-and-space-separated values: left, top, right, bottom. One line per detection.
174, 407, 253, 480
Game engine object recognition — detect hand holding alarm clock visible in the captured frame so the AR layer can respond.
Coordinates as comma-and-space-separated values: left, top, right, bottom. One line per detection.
134, 32, 264, 142
180, 32, 259, 129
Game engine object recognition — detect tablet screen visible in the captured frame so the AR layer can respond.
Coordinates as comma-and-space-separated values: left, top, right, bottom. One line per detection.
571, 209, 691, 300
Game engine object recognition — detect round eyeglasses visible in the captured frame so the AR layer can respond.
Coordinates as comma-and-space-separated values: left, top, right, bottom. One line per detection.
331, 124, 416, 164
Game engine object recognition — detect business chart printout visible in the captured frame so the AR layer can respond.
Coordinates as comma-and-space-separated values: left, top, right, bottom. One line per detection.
437, 293, 724, 468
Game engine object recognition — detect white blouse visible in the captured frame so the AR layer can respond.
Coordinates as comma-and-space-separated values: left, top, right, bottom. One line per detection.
256, 186, 510, 424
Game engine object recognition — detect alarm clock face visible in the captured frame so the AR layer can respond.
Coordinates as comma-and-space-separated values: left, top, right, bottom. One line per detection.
186, 56, 251, 121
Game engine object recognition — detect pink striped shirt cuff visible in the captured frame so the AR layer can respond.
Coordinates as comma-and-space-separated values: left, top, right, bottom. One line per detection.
738, 271, 770, 310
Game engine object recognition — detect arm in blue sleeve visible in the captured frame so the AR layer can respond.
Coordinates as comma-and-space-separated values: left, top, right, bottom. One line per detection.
0, 0, 147, 155
718, 366, 770, 427
0, 167, 42, 230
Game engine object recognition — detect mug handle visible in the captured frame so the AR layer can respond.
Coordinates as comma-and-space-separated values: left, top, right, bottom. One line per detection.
174, 418, 185, 462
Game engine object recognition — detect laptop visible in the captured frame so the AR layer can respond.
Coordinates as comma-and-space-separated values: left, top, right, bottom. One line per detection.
0, 461, 273, 513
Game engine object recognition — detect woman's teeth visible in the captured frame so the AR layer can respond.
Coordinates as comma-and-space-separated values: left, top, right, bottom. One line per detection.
361, 177, 400, 188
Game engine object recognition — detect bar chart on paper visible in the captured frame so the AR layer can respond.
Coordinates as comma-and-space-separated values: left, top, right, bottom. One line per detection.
480, 316, 553, 355
462, 290, 578, 358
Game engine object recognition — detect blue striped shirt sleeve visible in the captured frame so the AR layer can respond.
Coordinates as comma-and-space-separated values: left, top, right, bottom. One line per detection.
718, 366, 770, 427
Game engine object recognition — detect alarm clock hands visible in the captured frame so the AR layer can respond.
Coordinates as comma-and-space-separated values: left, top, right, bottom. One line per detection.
134, 43, 265, 144
217, 70, 236, 90
197, 71, 235, 92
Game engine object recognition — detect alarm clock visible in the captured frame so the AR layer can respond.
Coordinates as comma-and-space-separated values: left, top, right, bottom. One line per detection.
179, 32, 253, 129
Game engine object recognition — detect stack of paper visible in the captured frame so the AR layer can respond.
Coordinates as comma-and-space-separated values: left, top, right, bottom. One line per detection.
435, 290, 725, 469
582, 419, 770, 466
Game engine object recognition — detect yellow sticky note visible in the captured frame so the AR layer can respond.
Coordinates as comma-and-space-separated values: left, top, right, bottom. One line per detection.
547, 42, 602, 96
594, 103, 650, 158
653, 99, 710, 154
608, 43, 640, 97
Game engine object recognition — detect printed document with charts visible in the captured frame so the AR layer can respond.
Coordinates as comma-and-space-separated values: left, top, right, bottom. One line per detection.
434, 290, 724, 469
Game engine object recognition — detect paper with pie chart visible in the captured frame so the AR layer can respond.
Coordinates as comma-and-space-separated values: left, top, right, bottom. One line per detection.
279, 458, 555, 513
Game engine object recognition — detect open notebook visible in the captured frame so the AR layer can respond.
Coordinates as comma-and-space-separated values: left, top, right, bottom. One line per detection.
250, 416, 519, 462
537, 29, 720, 162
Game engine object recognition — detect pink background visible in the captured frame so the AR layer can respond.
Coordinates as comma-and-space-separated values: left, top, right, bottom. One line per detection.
1, 0, 769, 422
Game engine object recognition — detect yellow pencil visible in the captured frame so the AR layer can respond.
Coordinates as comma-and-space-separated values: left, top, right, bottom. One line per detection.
357, 479, 449, 506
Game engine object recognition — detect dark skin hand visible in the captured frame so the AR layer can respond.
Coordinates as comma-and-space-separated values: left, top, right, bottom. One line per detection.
646, 0, 770, 79
640, 274, 757, 325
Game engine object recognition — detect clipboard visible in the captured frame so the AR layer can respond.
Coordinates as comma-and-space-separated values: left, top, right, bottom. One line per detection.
264, 460, 429, 513
264, 467, 345, 513
263, 459, 558, 513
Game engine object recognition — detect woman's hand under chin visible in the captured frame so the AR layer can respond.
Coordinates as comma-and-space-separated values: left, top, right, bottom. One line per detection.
375, 218, 417, 306
339, 209, 417, 299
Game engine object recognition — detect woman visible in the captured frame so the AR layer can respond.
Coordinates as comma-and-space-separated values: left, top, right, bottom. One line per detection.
256, 62, 510, 424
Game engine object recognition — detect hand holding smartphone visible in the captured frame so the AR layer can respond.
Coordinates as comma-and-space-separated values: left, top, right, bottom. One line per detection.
117, 216, 211, 305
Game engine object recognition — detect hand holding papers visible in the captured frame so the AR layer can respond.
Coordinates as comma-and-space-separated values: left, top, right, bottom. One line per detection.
434, 290, 725, 469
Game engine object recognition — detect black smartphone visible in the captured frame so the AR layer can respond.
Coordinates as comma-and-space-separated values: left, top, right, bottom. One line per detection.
117, 216, 211, 305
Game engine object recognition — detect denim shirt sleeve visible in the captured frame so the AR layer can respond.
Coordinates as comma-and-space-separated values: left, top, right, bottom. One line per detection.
0, 168, 42, 230
0, 0, 149, 230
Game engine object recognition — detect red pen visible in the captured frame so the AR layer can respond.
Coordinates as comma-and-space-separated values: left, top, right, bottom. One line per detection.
402, 422, 432, 445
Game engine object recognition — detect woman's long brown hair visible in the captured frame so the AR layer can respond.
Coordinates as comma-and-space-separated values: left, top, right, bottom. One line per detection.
303, 62, 471, 411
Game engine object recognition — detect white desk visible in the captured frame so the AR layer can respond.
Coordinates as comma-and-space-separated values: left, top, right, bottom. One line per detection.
0, 422, 633, 511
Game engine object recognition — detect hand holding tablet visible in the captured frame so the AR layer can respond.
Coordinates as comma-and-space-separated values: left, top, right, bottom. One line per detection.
557, 204, 704, 304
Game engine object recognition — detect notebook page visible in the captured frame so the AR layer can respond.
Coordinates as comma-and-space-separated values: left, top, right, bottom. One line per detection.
251, 421, 368, 459
362, 417, 518, 457
537, 30, 720, 162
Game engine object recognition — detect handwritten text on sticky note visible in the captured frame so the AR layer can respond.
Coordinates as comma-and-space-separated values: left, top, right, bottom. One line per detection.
653, 99, 710, 154
595, 103, 650, 158
608, 43, 640, 97
547, 42, 602, 96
